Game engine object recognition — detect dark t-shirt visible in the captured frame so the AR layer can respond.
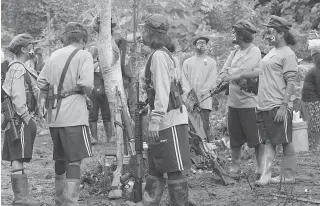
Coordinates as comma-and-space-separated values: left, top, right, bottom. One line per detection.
302, 67, 320, 102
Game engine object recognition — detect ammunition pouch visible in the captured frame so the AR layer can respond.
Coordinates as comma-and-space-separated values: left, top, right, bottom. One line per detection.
146, 79, 184, 113
45, 85, 83, 109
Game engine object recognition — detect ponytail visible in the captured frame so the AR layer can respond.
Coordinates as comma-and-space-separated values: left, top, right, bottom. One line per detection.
275, 27, 296, 46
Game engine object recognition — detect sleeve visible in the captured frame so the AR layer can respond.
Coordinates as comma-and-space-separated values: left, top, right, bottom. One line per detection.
11, 74, 31, 123
220, 51, 234, 78
181, 60, 191, 100
198, 59, 218, 96
77, 53, 94, 96
37, 61, 50, 96
150, 52, 171, 123
239, 47, 261, 72
282, 54, 298, 85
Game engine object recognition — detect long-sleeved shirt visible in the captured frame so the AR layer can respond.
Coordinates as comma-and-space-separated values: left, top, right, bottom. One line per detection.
148, 50, 188, 131
257, 46, 298, 111
220, 45, 261, 108
37, 45, 94, 127
2, 60, 39, 124
302, 67, 320, 102
182, 55, 217, 110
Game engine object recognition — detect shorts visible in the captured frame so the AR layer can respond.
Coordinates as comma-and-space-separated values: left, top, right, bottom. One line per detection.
50, 125, 93, 162
148, 124, 191, 174
228, 107, 262, 148
89, 92, 111, 123
2, 119, 37, 162
256, 107, 293, 145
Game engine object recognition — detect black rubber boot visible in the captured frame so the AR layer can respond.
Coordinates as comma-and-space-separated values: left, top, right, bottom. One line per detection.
55, 173, 66, 205
62, 179, 80, 206
11, 173, 42, 206
89, 122, 98, 145
167, 178, 189, 206
103, 121, 112, 143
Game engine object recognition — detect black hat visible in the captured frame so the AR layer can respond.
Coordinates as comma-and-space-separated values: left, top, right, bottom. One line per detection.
233, 20, 257, 34
7, 33, 38, 54
193, 33, 209, 45
142, 14, 169, 34
263, 15, 292, 30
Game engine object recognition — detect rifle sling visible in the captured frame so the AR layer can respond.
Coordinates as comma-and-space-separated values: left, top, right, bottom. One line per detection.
54, 49, 80, 121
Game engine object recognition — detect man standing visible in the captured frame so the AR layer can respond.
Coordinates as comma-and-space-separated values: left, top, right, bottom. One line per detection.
182, 34, 217, 142
2, 33, 42, 205
37, 22, 94, 205
219, 20, 262, 177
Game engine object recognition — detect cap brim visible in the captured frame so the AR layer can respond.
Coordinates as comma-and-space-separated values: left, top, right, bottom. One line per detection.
193, 37, 209, 45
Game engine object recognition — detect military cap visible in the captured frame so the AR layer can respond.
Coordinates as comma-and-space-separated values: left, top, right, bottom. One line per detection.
193, 33, 209, 45
63, 22, 88, 36
263, 15, 292, 30
7, 33, 38, 53
143, 14, 169, 34
233, 20, 257, 34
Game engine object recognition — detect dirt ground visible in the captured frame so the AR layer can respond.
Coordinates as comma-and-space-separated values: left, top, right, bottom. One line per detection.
1, 124, 320, 206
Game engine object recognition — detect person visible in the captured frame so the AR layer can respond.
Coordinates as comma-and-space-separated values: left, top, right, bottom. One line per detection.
88, 45, 112, 144
37, 22, 94, 205
302, 35, 320, 149
182, 33, 217, 142
219, 20, 263, 177
230, 15, 298, 185
2, 33, 43, 205
127, 14, 191, 206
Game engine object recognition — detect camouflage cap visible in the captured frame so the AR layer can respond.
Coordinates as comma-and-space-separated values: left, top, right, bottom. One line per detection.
233, 20, 257, 34
7, 33, 37, 53
143, 14, 169, 34
63, 22, 88, 36
263, 15, 292, 30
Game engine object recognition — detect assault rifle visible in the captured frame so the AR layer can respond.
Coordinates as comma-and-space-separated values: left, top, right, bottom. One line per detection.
1, 93, 20, 141
131, 78, 146, 203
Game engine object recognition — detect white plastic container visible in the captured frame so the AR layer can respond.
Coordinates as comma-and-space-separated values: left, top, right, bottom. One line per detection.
292, 121, 309, 152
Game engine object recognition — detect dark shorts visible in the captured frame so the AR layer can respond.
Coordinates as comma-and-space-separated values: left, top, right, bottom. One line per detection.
89, 92, 111, 123
256, 107, 293, 145
2, 119, 37, 162
50, 125, 93, 162
148, 124, 191, 174
228, 107, 261, 148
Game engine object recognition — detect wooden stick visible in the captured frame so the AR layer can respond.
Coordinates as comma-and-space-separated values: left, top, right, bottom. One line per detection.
270, 193, 320, 204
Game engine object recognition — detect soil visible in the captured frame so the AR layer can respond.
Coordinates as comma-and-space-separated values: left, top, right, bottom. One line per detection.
1, 124, 320, 206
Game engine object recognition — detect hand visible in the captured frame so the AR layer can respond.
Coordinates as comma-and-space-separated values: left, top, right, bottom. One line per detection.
148, 120, 160, 144
229, 73, 242, 81
86, 97, 93, 109
274, 105, 287, 122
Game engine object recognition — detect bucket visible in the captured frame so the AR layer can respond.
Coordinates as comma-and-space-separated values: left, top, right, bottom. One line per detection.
292, 121, 309, 152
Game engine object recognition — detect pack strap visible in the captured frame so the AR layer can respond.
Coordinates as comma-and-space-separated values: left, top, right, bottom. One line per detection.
54, 49, 80, 121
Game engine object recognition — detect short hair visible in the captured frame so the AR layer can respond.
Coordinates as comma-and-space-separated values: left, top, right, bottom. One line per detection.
63, 32, 88, 46
143, 28, 172, 50
235, 28, 254, 43
313, 52, 320, 70
274, 27, 296, 46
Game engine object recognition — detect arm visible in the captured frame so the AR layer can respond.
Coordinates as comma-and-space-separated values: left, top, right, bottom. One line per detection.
180, 60, 191, 101
198, 60, 218, 96
219, 51, 234, 80
77, 53, 94, 96
150, 52, 171, 124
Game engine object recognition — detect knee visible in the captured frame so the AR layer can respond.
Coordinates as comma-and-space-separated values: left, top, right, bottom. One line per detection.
55, 160, 67, 175
282, 143, 295, 156
68, 160, 81, 166
66, 161, 81, 179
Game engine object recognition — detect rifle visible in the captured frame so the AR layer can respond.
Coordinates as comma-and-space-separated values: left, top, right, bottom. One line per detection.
131, 77, 145, 203
1, 93, 20, 141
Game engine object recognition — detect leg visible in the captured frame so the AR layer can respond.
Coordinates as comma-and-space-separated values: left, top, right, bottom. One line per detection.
254, 144, 264, 175
89, 92, 99, 145
200, 109, 212, 142
63, 161, 81, 206
167, 171, 189, 206
100, 93, 112, 142
228, 107, 246, 176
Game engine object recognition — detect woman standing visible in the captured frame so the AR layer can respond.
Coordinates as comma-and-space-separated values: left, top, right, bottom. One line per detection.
230, 15, 299, 185
302, 35, 320, 149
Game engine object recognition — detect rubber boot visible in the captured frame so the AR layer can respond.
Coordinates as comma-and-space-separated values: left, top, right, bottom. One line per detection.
89, 122, 98, 145
11, 173, 42, 206
167, 178, 189, 206
230, 147, 241, 178
55, 173, 66, 205
104, 121, 112, 143
254, 144, 263, 179
125, 175, 166, 206
269, 155, 297, 184
62, 179, 80, 206
255, 142, 275, 186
